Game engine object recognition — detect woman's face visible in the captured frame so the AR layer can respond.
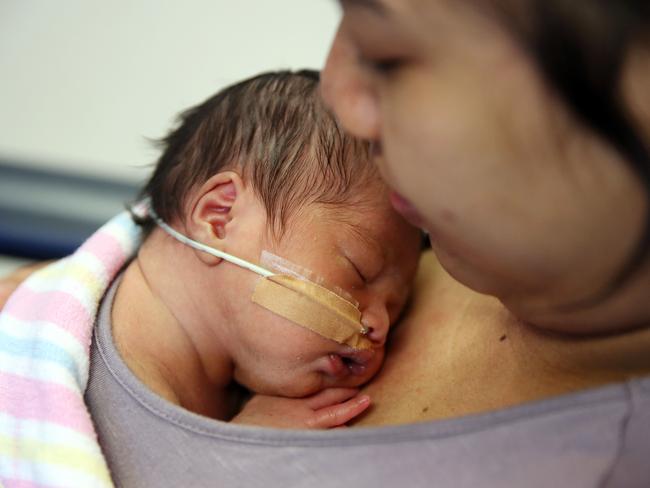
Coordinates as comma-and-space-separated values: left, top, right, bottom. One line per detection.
322, 0, 647, 320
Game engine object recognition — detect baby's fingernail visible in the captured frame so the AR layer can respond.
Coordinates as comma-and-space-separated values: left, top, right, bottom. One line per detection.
356, 395, 370, 406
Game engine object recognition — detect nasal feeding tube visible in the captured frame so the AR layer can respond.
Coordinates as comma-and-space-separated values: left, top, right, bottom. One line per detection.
148, 208, 372, 350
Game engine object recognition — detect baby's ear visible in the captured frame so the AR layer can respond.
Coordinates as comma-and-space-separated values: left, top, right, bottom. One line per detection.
187, 171, 244, 266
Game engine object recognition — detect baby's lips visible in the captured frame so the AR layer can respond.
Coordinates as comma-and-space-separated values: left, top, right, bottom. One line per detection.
318, 347, 379, 380
319, 354, 348, 378
338, 347, 376, 366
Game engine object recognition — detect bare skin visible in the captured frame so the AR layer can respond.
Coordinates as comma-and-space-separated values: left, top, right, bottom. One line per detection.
354, 251, 650, 426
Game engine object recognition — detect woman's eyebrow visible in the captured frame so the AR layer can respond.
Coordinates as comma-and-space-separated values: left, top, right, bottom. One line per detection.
338, 0, 390, 17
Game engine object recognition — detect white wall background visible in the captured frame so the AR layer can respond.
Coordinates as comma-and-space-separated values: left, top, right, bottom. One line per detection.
0, 1, 341, 183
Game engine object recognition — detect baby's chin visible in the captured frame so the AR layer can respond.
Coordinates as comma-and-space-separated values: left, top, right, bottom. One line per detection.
241, 372, 330, 398
239, 347, 385, 398
254, 368, 380, 399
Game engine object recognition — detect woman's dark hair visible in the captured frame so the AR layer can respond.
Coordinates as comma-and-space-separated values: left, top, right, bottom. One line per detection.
494, 0, 650, 300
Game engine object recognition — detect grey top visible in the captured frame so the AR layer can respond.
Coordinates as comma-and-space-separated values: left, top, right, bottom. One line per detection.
86, 276, 650, 488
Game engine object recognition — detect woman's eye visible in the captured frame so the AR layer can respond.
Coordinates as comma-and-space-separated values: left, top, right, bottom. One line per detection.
369, 58, 402, 74
358, 51, 403, 75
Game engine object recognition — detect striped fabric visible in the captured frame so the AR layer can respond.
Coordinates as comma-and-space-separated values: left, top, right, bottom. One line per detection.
0, 210, 141, 488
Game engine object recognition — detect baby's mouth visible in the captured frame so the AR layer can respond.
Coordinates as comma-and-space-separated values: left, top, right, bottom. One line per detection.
326, 348, 376, 377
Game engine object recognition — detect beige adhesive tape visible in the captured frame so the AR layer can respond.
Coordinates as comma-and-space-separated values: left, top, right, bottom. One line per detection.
252, 274, 372, 350
146, 211, 372, 348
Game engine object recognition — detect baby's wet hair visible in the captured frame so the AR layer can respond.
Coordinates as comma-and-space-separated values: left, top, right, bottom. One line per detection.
135, 70, 377, 238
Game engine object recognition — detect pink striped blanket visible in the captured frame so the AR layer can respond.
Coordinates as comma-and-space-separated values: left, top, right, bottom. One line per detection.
0, 211, 141, 487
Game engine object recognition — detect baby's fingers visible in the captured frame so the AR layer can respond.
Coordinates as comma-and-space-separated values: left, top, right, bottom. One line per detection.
306, 395, 370, 428
306, 388, 360, 410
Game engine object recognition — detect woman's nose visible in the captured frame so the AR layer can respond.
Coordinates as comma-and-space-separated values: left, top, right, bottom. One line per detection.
361, 305, 390, 346
321, 25, 380, 141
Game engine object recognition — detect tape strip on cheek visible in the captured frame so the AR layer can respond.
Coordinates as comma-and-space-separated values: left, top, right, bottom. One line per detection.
252, 274, 373, 350
145, 210, 371, 349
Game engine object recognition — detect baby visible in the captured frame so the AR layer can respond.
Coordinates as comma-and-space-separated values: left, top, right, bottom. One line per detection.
103, 71, 420, 428
0, 70, 420, 486
93, 70, 421, 429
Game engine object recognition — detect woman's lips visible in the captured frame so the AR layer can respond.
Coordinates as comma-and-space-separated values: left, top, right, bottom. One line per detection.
389, 191, 426, 228
371, 140, 383, 158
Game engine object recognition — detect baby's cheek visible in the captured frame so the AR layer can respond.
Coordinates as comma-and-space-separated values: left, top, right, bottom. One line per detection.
366, 348, 387, 382
369, 344, 388, 371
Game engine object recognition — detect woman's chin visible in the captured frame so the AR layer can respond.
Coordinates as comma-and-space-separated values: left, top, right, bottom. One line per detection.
432, 243, 502, 296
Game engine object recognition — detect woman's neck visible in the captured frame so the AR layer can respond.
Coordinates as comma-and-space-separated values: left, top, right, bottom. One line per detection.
355, 252, 650, 427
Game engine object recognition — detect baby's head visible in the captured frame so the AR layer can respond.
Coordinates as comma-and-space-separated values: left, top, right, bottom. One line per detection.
138, 71, 421, 397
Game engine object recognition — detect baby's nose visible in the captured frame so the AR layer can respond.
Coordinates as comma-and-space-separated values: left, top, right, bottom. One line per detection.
361, 306, 390, 346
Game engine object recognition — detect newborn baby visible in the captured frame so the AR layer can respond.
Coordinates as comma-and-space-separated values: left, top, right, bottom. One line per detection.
90, 70, 422, 430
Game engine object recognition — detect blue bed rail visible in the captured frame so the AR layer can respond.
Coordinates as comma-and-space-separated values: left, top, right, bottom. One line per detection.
0, 160, 140, 259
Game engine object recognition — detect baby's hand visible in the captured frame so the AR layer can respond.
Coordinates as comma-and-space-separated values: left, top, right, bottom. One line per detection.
231, 388, 370, 429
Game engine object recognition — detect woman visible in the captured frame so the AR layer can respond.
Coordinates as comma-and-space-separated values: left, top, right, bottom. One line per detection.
322, 0, 649, 339
321, 0, 650, 481
2, 1, 649, 486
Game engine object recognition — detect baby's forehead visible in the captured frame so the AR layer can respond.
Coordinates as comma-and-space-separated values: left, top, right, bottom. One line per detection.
286, 199, 418, 262
333, 203, 407, 240
340, 219, 386, 256
330, 211, 414, 266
